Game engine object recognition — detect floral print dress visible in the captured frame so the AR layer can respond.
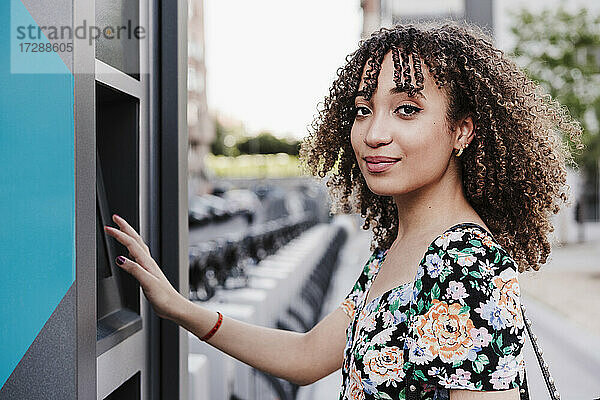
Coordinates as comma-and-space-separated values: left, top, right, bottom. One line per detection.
338, 222, 528, 400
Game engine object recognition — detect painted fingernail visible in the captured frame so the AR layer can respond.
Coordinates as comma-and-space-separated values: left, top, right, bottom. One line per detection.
116, 256, 126, 265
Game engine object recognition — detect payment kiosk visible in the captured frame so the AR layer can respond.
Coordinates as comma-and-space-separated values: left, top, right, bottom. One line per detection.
0, 0, 189, 398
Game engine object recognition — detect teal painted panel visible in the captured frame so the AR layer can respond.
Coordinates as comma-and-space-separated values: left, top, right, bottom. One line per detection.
0, 0, 75, 390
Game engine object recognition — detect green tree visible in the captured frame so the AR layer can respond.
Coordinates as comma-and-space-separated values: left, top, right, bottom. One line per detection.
236, 131, 300, 155
210, 117, 227, 156
510, 5, 600, 173
210, 117, 241, 156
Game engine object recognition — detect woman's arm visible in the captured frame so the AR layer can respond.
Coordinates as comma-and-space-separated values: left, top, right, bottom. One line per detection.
104, 214, 348, 386
176, 302, 349, 385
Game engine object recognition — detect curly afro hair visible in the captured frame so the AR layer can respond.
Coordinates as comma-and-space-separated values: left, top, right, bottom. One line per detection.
299, 20, 584, 272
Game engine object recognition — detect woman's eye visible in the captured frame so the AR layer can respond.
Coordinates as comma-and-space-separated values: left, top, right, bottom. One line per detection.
354, 104, 422, 119
395, 104, 422, 117
355, 106, 371, 117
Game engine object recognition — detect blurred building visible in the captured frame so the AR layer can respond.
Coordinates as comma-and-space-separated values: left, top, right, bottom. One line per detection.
360, 0, 494, 39
188, 0, 215, 196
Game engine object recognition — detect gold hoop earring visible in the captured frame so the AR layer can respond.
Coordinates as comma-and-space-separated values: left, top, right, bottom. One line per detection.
455, 145, 467, 157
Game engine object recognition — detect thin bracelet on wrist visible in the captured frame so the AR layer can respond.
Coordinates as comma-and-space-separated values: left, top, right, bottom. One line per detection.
200, 311, 223, 341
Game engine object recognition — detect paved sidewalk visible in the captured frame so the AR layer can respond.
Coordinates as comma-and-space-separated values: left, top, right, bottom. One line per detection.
519, 239, 600, 337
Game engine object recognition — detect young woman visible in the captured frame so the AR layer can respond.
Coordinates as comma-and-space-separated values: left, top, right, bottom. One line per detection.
104, 21, 583, 399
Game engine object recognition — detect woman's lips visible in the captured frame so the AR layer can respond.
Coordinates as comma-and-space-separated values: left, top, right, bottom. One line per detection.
364, 156, 401, 173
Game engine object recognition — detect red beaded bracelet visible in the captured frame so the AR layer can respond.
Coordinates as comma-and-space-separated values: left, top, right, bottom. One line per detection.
200, 311, 223, 341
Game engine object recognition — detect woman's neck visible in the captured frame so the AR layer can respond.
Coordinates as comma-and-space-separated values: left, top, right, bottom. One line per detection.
392, 167, 480, 243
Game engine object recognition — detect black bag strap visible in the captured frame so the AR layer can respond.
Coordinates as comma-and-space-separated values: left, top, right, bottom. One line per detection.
521, 303, 561, 400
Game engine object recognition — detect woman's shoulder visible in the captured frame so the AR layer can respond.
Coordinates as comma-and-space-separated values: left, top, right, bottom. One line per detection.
416, 222, 519, 289
432, 222, 515, 270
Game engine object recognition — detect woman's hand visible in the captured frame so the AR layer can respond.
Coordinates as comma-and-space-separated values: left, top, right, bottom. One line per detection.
103, 214, 186, 320
104, 214, 349, 385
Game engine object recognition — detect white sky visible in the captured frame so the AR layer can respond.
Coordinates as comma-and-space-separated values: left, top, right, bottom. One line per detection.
203, 0, 599, 140
203, 0, 363, 140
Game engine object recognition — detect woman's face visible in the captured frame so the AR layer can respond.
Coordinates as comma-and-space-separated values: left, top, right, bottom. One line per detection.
351, 50, 464, 197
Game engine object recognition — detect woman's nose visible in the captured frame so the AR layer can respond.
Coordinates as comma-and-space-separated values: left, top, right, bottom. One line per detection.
363, 114, 393, 147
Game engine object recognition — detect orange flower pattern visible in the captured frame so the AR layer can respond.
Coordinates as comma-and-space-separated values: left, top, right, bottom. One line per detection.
414, 300, 474, 364
338, 223, 527, 399
363, 346, 405, 386
492, 268, 524, 331
341, 297, 357, 321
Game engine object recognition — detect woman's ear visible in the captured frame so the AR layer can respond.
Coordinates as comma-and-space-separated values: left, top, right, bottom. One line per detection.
454, 115, 475, 147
